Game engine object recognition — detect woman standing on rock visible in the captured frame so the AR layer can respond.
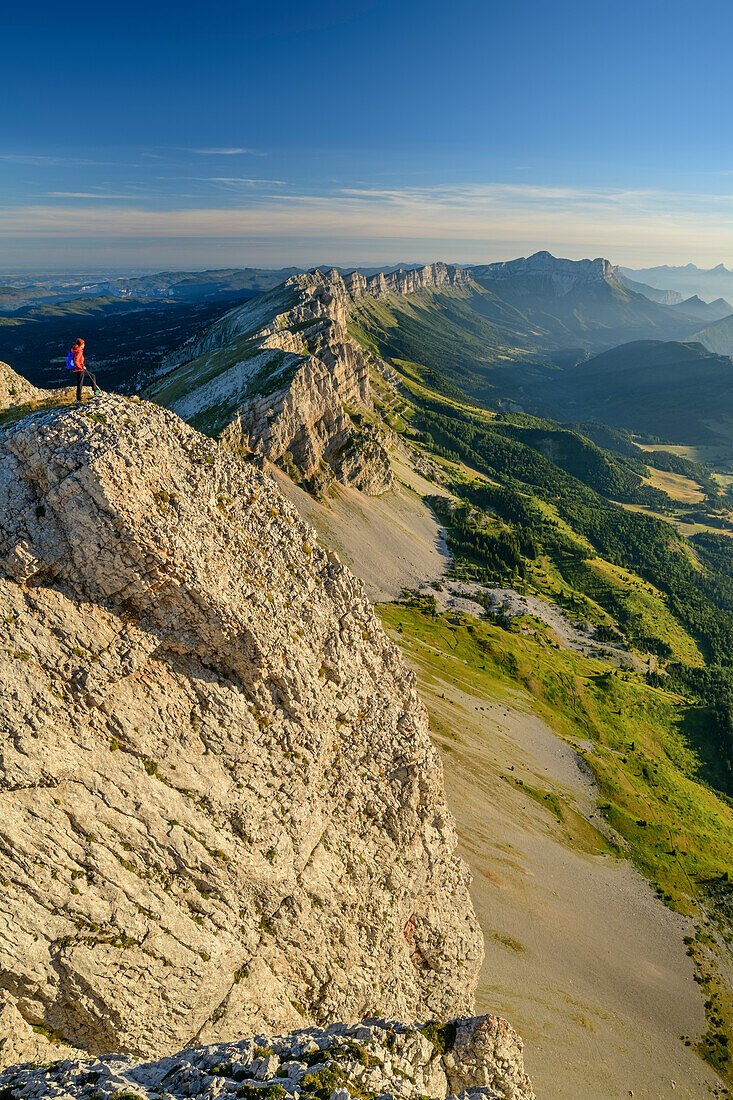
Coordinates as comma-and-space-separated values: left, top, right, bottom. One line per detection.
67, 338, 102, 403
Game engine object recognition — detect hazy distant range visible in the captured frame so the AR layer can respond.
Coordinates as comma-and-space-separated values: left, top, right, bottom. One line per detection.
620, 262, 733, 303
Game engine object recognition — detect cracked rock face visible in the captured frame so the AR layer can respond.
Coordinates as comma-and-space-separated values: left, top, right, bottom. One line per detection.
0, 1015, 535, 1100
0, 396, 483, 1065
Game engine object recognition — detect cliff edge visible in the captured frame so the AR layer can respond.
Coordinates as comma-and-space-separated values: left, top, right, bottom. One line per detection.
0, 395, 483, 1064
0, 1015, 535, 1099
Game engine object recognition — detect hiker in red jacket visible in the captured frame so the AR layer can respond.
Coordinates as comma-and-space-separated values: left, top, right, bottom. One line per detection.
67, 339, 101, 403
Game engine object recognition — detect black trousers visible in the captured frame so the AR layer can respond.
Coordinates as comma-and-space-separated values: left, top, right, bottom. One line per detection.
75, 370, 98, 401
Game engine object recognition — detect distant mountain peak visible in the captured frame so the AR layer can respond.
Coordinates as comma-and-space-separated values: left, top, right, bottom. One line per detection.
470, 251, 617, 296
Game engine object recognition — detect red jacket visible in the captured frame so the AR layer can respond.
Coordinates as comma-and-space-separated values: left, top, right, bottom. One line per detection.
72, 346, 85, 372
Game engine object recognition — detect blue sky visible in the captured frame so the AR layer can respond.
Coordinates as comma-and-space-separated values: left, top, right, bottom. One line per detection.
3, 0, 733, 270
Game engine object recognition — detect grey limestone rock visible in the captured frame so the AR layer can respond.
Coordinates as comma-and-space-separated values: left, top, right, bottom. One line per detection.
0, 396, 483, 1065
146, 264, 469, 497
0, 1015, 534, 1099
0, 361, 51, 411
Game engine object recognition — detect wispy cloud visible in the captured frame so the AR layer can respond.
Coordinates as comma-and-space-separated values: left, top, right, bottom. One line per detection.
205, 177, 287, 185
0, 153, 114, 167
158, 177, 287, 187
43, 191, 139, 199
191, 147, 267, 156
5, 182, 733, 266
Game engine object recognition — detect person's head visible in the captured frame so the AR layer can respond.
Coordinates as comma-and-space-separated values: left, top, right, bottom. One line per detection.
72, 338, 85, 349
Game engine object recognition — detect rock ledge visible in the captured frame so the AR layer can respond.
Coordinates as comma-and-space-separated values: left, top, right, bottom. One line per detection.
0, 1015, 534, 1099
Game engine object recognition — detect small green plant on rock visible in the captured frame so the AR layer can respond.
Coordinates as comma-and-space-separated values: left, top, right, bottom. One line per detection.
421, 1020, 457, 1055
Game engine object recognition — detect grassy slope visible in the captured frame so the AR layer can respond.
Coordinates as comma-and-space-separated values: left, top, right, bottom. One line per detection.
350, 283, 733, 451
144, 284, 302, 416
379, 604, 733, 1081
370, 361, 714, 669
353, 316, 733, 1080
471, 273, 699, 343
348, 286, 549, 403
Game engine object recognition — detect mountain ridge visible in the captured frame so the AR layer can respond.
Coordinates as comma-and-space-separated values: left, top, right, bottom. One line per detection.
145, 254, 703, 490
471, 250, 616, 294
621, 262, 733, 303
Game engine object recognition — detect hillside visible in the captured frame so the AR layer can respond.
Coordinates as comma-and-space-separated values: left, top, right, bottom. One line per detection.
144, 255, 705, 480
266, 342, 733, 1093
0, 395, 485, 1065
469, 250, 701, 347
672, 295, 733, 322
347, 255, 702, 408
4, 252, 705, 420
618, 272, 685, 304
361, 388, 733, 1093
552, 339, 733, 442
694, 313, 733, 356
144, 269, 487, 493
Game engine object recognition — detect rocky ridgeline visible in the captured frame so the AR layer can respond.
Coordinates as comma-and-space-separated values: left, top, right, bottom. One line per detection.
0, 1015, 534, 1100
217, 271, 395, 496
0, 395, 485, 1066
146, 264, 469, 497
344, 263, 470, 299
145, 274, 388, 495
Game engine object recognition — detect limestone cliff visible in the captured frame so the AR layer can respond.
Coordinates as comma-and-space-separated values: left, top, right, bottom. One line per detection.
344, 262, 470, 299
471, 250, 617, 295
0, 396, 483, 1065
144, 265, 468, 496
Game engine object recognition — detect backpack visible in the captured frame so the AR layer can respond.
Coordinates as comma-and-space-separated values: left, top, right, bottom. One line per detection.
66, 350, 76, 370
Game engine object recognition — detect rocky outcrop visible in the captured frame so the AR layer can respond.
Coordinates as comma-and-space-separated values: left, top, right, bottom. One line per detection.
0, 1015, 534, 1099
472, 251, 617, 295
146, 272, 394, 495
0, 361, 50, 411
345, 263, 470, 299
0, 396, 483, 1065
